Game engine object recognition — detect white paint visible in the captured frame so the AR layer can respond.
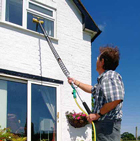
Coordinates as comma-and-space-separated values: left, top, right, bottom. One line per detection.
0, 80, 7, 129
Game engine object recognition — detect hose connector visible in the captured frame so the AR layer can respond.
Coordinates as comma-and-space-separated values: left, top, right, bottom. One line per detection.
72, 89, 76, 98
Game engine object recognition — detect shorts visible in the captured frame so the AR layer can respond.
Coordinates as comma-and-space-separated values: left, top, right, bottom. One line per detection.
94, 119, 121, 141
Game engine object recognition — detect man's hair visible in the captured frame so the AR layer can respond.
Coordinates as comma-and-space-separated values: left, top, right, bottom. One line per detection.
99, 46, 120, 70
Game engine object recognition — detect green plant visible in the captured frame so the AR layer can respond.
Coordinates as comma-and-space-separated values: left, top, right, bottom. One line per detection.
0, 127, 27, 141
121, 132, 136, 140
0, 127, 14, 140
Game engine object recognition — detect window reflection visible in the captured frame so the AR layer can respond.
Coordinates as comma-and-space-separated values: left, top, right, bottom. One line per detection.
7, 81, 27, 137
6, 0, 23, 26
29, 3, 53, 17
31, 84, 57, 141
0, 80, 27, 137
0, 79, 57, 141
27, 13, 54, 37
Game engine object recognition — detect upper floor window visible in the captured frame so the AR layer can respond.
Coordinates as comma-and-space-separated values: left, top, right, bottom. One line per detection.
4, 0, 56, 37
29, 3, 53, 17
6, 0, 23, 26
27, 2, 55, 37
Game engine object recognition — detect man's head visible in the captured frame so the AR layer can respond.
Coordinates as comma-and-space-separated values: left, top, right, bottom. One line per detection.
96, 46, 120, 74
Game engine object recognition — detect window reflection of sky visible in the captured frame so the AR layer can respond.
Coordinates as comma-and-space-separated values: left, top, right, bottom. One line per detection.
7, 81, 27, 135
1, 79, 57, 140
5, 0, 54, 37
29, 3, 53, 17
6, 0, 23, 25
31, 84, 57, 141
27, 13, 54, 37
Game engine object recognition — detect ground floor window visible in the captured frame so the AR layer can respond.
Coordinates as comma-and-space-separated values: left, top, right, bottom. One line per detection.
0, 78, 58, 141
31, 84, 57, 141
0, 79, 27, 137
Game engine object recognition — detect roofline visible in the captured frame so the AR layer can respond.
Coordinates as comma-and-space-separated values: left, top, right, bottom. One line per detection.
72, 0, 102, 42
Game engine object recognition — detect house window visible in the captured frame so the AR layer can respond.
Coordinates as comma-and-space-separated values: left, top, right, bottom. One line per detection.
31, 84, 57, 141
0, 79, 27, 137
27, 13, 54, 37
29, 3, 53, 17
0, 77, 59, 141
5, 0, 23, 26
4, 0, 56, 37
27, 2, 55, 37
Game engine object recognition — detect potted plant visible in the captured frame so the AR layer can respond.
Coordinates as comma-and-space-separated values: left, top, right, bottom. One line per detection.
65, 111, 89, 128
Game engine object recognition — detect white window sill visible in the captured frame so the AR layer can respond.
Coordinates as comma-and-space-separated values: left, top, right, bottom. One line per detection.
0, 21, 58, 42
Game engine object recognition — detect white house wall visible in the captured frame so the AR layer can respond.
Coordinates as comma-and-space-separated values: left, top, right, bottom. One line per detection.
0, 0, 92, 140
0, 0, 1, 20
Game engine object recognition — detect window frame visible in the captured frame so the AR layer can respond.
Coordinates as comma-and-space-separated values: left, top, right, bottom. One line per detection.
1, 0, 57, 38
0, 74, 61, 141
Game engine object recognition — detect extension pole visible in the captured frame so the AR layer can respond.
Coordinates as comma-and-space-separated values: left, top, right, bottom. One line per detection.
32, 18, 85, 105
33, 18, 96, 141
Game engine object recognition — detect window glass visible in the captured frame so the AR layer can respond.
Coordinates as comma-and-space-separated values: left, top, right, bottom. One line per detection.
31, 84, 57, 141
29, 3, 53, 17
0, 79, 27, 137
27, 13, 54, 37
6, 0, 23, 26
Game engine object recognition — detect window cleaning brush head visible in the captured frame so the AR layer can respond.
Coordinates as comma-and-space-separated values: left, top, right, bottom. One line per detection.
32, 18, 44, 24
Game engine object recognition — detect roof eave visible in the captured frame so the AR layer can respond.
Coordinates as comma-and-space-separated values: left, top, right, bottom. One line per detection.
84, 28, 102, 42
72, 0, 102, 42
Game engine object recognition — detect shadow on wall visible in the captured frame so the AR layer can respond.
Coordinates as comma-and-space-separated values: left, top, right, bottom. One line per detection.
67, 123, 90, 141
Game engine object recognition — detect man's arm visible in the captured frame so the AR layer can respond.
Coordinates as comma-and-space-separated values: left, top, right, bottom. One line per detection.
87, 100, 122, 123
100, 100, 122, 115
74, 80, 92, 93
68, 78, 92, 93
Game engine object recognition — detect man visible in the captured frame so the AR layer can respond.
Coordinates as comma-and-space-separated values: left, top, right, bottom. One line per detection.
68, 46, 125, 141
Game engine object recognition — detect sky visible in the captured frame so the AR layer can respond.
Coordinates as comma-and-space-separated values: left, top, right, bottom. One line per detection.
81, 0, 140, 136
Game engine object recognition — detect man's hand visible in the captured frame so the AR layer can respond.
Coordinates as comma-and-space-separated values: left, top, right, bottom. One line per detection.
68, 77, 76, 84
86, 113, 100, 123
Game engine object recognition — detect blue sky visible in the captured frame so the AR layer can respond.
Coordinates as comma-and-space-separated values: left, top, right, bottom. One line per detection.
81, 0, 140, 136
